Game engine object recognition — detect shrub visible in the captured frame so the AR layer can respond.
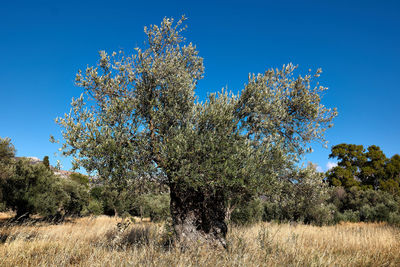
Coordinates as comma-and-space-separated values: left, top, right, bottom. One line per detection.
60, 178, 89, 216
69, 173, 89, 188
330, 187, 400, 223
334, 210, 360, 223
262, 164, 334, 225
2, 159, 66, 219
231, 198, 263, 225
134, 193, 170, 222
84, 199, 104, 215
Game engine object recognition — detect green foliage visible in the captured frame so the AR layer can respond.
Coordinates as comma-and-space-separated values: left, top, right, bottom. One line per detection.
231, 198, 264, 225
386, 155, 400, 181
54, 17, 337, 228
2, 159, 65, 218
328, 144, 400, 194
42, 156, 50, 170
88, 184, 136, 216
0, 137, 16, 206
69, 173, 89, 188
0, 138, 90, 219
379, 179, 400, 195
89, 183, 169, 221
327, 144, 365, 188
263, 164, 334, 225
0, 137, 15, 164
334, 210, 360, 223
330, 187, 400, 223
60, 178, 89, 216
134, 193, 170, 222
84, 199, 104, 215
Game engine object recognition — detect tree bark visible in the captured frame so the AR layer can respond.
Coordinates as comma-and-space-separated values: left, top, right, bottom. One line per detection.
169, 183, 227, 248
225, 203, 236, 223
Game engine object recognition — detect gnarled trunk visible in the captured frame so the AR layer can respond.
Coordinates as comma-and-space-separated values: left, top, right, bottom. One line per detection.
170, 183, 227, 248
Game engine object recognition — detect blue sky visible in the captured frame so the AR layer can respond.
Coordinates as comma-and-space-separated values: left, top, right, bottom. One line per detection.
0, 0, 399, 172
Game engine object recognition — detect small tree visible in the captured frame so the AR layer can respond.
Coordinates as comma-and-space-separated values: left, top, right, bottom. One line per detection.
43, 156, 50, 169
0, 137, 16, 210
2, 159, 66, 220
263, 163, 333, 225
69, 173, 89, 188
55, 17, 337, 246
60, 178, 89, 217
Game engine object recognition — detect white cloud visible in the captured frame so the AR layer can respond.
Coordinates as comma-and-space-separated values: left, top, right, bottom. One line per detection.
326, 161, 338, 170
316, 165, 323, 172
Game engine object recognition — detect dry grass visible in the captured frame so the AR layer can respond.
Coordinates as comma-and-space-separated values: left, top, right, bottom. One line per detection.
0, 214, 399, 267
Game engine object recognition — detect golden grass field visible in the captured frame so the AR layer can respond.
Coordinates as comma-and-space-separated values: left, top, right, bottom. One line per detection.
1, 212, 399, 267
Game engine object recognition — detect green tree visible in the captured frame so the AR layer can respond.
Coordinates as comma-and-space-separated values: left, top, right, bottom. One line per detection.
69, 172, 89, 188
360, 145, 387, 188
54, 17, 337, 246
263, 163, 333, 225
42, 156, 50, 169
380, 154, 400, 196
0, 137, 16, 210
59, 178, 89, 217
2, 159, 66, 220
385, 154, 400, 181
328, 143, 400, 193
327, 144, 366, 188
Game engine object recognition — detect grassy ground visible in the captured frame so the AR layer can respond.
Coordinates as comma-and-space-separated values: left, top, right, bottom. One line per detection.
0, 212, 399, 266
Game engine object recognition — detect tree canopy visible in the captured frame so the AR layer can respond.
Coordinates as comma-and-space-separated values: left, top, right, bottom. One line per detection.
54, 16, 337, 246
328, 143, 400, 194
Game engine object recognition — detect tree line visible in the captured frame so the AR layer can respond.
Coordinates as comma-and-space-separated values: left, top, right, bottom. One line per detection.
1, 136, 400, 227
238, 143, 400, 226
0, 137, 170, 222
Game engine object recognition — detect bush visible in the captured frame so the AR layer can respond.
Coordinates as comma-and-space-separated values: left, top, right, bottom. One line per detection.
89, 185, 138, 216
60, 178, 89, 216
330, 187, 400, 223
2, 159, 66, 219
84, 199, 104, 215
231, 198, 263, 225
69, 173, 89, 188
262, 164, 334, 225
334, 210, 360, 223
134, 193, 170, 222
1, 156, 91, 219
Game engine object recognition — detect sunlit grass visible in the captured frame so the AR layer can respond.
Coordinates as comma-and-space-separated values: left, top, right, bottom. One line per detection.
0, 213, 399, 266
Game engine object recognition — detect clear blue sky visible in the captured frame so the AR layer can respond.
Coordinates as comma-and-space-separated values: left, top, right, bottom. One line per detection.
1, 0, 399, 172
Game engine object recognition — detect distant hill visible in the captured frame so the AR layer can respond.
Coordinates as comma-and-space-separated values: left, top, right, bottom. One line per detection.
15, 156, 75, 179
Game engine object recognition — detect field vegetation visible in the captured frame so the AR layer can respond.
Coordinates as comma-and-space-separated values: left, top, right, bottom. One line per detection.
1, 17, 400, 266
1, 213, 399, 267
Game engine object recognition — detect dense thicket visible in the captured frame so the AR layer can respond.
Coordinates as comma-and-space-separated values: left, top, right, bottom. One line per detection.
2, 136, 399, 226
0, 138, 15, 212
256, 144, 400, 225
0, 138, 89, 220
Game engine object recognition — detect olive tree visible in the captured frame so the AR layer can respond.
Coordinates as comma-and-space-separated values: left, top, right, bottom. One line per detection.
0, 137, 16, 210
54, 17, 336, 246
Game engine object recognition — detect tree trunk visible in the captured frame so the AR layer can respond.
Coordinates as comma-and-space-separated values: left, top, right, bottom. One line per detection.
225, 203, 236, 224
169, 183, 227, 248
113, 207, 119, 218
